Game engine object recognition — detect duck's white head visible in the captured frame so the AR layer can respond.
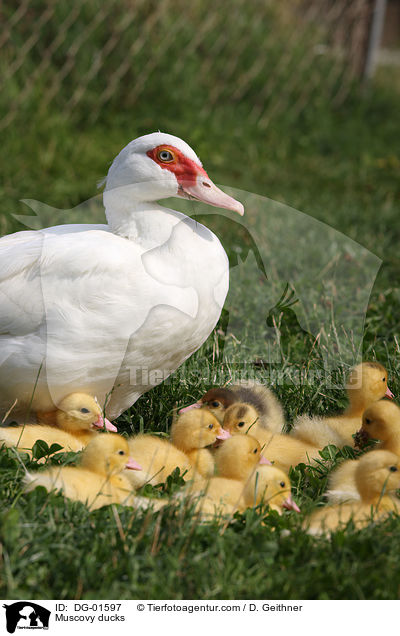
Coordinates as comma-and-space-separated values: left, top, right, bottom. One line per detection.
105, 132, 244, 216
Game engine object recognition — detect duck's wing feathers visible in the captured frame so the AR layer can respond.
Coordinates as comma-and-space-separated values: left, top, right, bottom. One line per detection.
0, 225, 199, 411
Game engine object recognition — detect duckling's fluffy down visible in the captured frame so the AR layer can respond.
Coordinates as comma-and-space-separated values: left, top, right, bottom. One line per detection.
304, 450, 400, 535
0, 425, 84, 455
325, 459, 360, 504
125, 435, 192, 488
24, 434, 137, 510
291, 362, 391, 448
24, 465, 135, 509
290, 414, 345, 448
230, 381, 285, 434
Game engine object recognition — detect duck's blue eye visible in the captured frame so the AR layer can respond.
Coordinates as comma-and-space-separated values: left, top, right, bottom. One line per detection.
80, 407, 90, 413
280, 481, 285, 488
211, 401, 220, 408
390, 466, 398, 472
238, 421, 245, 428
208, 423, 213, 429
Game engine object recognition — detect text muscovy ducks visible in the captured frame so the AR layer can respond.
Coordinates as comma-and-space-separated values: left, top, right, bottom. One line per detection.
0, 133, 244, 420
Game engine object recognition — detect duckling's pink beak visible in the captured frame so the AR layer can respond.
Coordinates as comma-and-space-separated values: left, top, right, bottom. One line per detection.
125, 457, 142, 471
386, 387, 394, 399
179, 176, 244, 216
282, 495, 300, 513
93, 414, 118, 432
259, 455, 272, 465
216, 428, 231, 440
178, 401, 202, 414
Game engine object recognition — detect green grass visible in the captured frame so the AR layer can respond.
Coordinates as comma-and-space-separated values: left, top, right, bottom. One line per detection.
1, 16, 400, 598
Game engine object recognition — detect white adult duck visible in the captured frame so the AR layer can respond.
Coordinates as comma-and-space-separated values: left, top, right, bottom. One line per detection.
0, 133, 244, 420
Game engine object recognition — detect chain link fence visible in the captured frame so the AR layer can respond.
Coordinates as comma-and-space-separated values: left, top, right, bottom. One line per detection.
0, 0, 376, 132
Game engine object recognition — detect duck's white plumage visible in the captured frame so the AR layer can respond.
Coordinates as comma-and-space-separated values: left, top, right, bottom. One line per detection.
0, 133, 243, 419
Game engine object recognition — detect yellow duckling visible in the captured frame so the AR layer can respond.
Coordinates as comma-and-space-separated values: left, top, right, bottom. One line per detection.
243, 465, 300, 514
189, 435, 270, 519
291, 362, 393, 448
134, 435, 272, 518
125, 409, 230, 488
326, 458, 361, 504
170, 409, 231, 478
24, 434, 141, 510
328, 400, 400, 504
179, 381, 285, 434
305, 450, 400, 535
359, 400, 400, 454
0, 393, 117, 455
125, 435, 193, 488
223, 402, 321, 473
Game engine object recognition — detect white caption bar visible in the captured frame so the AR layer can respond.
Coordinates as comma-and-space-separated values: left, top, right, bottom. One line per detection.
0, 599, 395, 635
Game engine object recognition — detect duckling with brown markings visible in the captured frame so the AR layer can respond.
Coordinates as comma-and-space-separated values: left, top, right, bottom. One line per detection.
179, 381, 285, 434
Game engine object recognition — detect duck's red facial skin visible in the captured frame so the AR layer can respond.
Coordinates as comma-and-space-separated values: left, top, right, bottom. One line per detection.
147, 145, 208, 186
147, 143, 245, 216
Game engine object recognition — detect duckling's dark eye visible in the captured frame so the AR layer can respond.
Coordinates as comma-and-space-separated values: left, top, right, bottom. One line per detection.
382, 378, 386, 382
80, 407, 90, 413
238, 421, 245, 428
365, 418, 372, 425
389, 465, 398, 472
280, 481, 285, 488
208, 423, 213, 429
253, 448, 258, 454
157, 149, 174, 162
211, 401, 220, 408
118, 450, 125, 456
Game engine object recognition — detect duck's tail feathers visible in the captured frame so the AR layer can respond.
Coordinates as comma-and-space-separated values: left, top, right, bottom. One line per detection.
326, 459, 359, 504
290, 415, 344, 448
325, 488, 361, 504
23, 471, 54, 493
133, 496, 168, 512
23, 471, 37, 492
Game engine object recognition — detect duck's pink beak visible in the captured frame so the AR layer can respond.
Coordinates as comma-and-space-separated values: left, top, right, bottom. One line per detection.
282, 495, 300, 513
386, 387, 394, 399
259, 455, 272, 465
216, 428, 231, 440
93, 414, 118, 432
179, 176, 244, 216
125, 457, 142, 471
178, 401, 202, 414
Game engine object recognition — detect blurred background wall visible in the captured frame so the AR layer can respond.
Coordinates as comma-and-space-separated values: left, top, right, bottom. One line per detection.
1, 0, 395, 131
